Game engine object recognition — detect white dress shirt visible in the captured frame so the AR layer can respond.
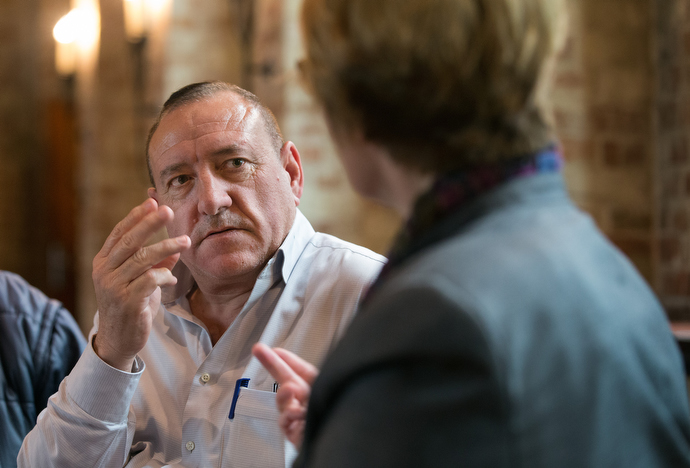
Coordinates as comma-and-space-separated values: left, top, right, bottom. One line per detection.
19, 210, 385, 468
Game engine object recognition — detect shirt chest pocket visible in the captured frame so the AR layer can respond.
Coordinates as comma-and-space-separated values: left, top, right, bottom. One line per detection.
221, 388, 298, 468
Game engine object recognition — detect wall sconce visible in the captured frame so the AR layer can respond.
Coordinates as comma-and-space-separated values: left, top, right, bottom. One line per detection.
52, 7, 100, 77
123, 0, 147, 43
53, 10, 79, 76
123, 0, 168, 43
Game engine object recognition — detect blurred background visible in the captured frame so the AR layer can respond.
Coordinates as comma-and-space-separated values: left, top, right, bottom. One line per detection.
0, 0, 686, 333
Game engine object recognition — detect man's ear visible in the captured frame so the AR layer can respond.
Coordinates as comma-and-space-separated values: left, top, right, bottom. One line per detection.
281, 141, 304, 205
147, 187, 159, 203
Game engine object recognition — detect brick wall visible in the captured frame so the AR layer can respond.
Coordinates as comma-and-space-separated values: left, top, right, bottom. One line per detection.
0, 0, 43, 281
280, 0, 402, 255
654, 0, 690, 319
164, 0, 243, 96
553, 0, 655, 282
0, 0, 77, 304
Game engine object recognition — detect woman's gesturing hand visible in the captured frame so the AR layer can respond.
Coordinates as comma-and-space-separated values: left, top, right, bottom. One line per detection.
252, 343, 318, 447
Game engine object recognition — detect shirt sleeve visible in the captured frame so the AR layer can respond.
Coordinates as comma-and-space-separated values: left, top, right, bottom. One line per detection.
36, 301, 87, 415
18, 337, 145, 468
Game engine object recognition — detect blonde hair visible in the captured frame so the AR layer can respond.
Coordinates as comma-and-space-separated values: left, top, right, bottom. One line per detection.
300, 0, 567, 172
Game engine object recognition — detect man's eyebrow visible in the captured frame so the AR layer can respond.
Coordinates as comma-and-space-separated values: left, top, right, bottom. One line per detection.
211, 144, 243, 158
159, 162, 190, 183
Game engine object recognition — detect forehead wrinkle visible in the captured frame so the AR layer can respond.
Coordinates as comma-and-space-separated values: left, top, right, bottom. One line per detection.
155, 118, 245, 159
192, 111, 238, 138
156, 127, 252, 164
225, 103, 262, 134
155, 134, 195, 163
156, 132, 182, 158
152, 96, 260, 168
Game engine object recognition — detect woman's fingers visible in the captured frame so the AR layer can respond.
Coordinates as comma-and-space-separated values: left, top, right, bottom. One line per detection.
274, 347, 318, 385
252, 343, 307, 387
252, 342, 314, 448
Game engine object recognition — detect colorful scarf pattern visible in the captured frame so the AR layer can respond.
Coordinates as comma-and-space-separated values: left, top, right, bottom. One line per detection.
363, 146, 563, 304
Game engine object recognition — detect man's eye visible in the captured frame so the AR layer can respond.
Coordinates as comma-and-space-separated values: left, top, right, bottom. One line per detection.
170, 175, 191, 187
228, 159, 245, 168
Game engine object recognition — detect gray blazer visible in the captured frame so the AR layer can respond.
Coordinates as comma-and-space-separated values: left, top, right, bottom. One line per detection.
295, 173, 690, 467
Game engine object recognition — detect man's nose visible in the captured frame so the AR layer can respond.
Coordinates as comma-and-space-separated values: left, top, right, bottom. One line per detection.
197, 173, 232, 215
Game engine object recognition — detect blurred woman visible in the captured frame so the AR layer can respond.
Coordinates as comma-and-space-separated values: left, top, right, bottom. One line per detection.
255, 0, 690, 466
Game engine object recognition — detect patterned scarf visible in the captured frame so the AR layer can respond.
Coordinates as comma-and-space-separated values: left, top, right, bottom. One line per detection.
363, 146, 563, 305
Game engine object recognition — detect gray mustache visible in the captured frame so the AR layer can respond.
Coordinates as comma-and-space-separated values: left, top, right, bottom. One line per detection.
192, 211, 250, 243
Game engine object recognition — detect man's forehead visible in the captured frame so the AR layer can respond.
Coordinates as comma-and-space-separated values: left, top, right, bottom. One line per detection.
151, 93, 263, 158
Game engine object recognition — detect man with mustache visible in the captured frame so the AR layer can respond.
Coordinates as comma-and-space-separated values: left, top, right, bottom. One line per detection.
18, 82, 385, 468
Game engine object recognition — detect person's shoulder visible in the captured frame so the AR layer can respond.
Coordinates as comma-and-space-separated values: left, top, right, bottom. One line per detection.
307, 232, 387, 265
294, 232, 386, 289
0, 269, 32, 290
0, 270, 83, 344
0, 270, 52, 317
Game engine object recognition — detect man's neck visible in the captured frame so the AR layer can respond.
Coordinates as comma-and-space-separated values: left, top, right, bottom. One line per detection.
188, 282, 254, 346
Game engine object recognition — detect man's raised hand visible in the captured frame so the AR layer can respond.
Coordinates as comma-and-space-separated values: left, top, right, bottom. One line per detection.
252, 343, 318, 447
92, 198, 190, 371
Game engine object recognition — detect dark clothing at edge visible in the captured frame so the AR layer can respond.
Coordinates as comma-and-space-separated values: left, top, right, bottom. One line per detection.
0, 271, 85, 467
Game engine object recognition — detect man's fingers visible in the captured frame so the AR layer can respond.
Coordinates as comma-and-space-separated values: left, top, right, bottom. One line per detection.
253, 343, 305, 385
127, 267, 178, 298
274, 347, 318, 385
99, 199, 158, 258
120, 236, 190, 281
153, 252, 181, 271
106, 206, 175, 269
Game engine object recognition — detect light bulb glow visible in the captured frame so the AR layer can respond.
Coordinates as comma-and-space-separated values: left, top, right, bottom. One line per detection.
52, 8, 99, 45
53, 10, 79, 44
145, 0, 168, 16
124, 0, 146, 41
74, 6, 100, 49
123, 0, 171, 42
52, 5, 100, 76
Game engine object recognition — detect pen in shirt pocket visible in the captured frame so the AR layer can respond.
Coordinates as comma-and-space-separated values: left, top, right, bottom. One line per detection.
229, 378, 250, 419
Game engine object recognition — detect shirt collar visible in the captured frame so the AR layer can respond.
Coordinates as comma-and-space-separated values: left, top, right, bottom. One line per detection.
161, 208, 315, 305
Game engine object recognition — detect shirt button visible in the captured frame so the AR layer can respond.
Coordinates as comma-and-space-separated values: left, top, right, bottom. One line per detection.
186, 440, 195, 452
200, 373, 210, 384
